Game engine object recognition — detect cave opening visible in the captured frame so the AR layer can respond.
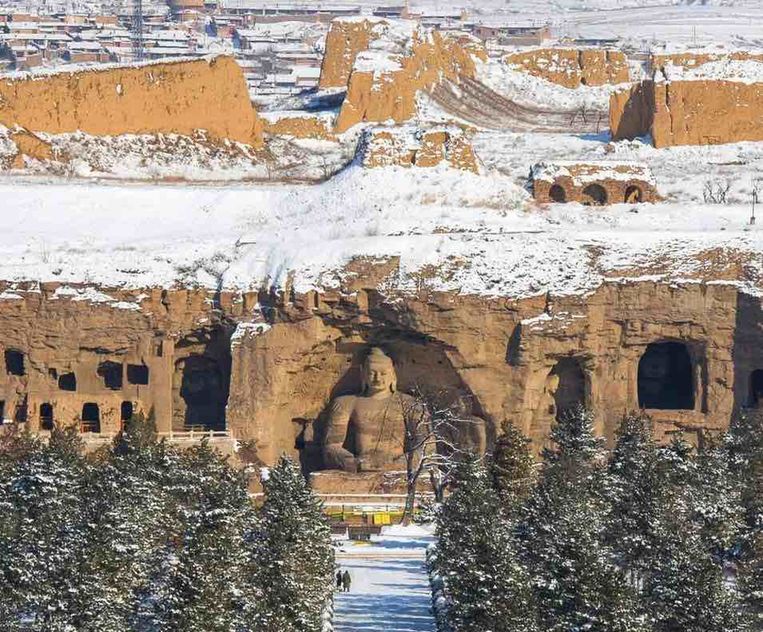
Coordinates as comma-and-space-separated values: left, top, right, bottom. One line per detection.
549, 184, 567, 203
97, 361, 123, 390
176, 355, 227, 431
81, 403, 100, 433
127, 364, 149, 385
582, 183, 608, 206
40, 403, 54, 431
58, 372, 77, 392
749, 369, 763, 408
638, 341, 694, 410
121, 401, 134, 425
550, 357, 587, 420
625, 185, 643, 204
5, 350, 24, 376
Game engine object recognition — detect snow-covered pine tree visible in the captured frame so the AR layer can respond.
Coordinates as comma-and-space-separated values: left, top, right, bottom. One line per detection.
259, 455, 334, 632
489, 419, 535, 510
642, 435, 742, 632
520, 406, 647, 632
435, 458, 539, 632
0, 425, 92, 631
145, 440, 262, 632
605, 412, 663, 586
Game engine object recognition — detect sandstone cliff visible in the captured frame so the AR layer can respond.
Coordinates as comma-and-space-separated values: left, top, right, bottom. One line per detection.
334, 30, 485, 133
504, 47, 630, 88
0, 56, 264, 147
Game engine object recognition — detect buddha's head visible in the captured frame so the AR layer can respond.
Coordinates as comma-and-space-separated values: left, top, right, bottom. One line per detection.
361, 347, 397, 396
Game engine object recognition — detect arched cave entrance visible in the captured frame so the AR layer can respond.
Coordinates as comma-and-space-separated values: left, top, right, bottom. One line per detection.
749, 370, 763, 408
81, 403, 101, 433
625, 185, 643, 204
549, 184, 567, 203
550, 357, 587, 419
174, 355, 227, 431
40, 403, 54, 431
121, 401, 134, 425
582, 183, 608, 206
638, 342, 694, 410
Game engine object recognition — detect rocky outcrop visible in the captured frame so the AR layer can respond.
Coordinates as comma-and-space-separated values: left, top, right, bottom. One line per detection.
0, 56, 264, 147
610, 76, 763, 147
318, 18, 386, 89
334, 30, 485, 133
360, 127, 480, 172
504, 47, 630, 88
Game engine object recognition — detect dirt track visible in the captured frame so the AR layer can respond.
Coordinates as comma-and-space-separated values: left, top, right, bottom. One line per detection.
429, 76, 607, 134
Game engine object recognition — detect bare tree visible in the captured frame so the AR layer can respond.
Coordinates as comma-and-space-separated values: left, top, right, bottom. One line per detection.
703, 178, 732, 204
397, 387, 477, 524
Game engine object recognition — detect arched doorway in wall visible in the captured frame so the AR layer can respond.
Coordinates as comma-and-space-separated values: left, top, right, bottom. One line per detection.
40, 403, 54, 431
625, 185, 643, 204
749, 370, 763, 408
638, 342, 694, 410
81, 403, 101, 433
174, 355, 227, 431
582, 183, 608, 206
549, 184, 567, 203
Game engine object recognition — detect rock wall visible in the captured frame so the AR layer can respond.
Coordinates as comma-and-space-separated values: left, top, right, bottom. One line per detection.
361, 127, 480, 172
0, 56, 264, 147
334, 31, 485, 133
2, 278, 761, 469
611, 78, 763, 147
318, 18, 385, 89
504, 47, 630, 88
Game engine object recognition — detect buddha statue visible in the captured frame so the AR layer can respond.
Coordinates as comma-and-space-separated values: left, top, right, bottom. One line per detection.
321, 347, 416, 472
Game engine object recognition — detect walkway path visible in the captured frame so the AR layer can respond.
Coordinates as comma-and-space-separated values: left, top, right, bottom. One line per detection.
333, 526, 436, 632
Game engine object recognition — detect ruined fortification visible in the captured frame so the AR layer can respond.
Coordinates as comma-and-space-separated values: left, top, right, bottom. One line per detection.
361, 127, 480, 172
334, 28, 485, 133
504, 47, 630, 88
0, 56, 264, 147
318, 18, 386, 89
611, 54, 763, 147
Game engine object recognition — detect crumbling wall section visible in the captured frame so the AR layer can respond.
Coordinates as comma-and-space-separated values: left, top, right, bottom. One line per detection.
335, 31, 485, 133
0, 56, 264, 147
318, 18, 385, 89
504, 47, 630, 88
361, 127, 480, 172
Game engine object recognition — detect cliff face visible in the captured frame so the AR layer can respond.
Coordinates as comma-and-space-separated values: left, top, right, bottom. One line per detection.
504, 47, 630, 88
318, 18, 384, 89
0, 56, 264, 147
2, 278, 759, 466
610, 78, 763, 147
334, 31, 485, 133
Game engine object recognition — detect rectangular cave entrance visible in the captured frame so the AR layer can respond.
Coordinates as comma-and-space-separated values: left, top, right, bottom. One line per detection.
40, 403, 54, 431
550, 357, 587, 419
121, 401, 133, 425
174, 355, 228, 431
58, 372, 76, 391
81, 403, 100, 433
5, 350, 24, 376
638, 341, 694, 410
127, 364, 149, 385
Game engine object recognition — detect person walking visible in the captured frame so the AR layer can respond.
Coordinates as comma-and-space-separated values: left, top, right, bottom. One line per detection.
342, 569, 351, 592
336, 569, 343, 590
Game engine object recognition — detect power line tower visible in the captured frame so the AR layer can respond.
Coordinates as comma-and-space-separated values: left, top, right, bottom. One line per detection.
132, 0, 144, 62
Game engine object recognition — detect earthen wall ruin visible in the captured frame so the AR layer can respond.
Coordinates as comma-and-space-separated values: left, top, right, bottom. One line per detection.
504, 47, 630, 88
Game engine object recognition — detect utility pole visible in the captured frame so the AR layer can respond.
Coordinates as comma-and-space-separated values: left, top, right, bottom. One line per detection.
132, 0, 144, 63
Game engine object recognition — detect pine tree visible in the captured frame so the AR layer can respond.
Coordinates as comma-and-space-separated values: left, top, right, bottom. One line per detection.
605, 412, 663, 585
642, 434, 742, 632
489, 419, 535, 510
521, 406, 646, 632
435, 458, 539, 632
259, 455, 334, 632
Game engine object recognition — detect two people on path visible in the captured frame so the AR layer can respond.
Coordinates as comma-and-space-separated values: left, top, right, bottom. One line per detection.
336, 569, 351, 592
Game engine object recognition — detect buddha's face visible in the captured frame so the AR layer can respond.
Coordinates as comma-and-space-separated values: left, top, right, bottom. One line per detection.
364, 357, 395, 395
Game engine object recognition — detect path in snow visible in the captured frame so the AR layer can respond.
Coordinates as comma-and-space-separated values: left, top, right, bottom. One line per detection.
333, 527, 435, 632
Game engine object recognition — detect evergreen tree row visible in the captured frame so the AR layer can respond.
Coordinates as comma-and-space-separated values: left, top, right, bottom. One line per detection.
433, 406, 763, 632
0, 417, 334, 632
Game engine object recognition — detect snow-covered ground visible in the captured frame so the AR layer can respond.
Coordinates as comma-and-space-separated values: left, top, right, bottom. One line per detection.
334, 524, 435, 632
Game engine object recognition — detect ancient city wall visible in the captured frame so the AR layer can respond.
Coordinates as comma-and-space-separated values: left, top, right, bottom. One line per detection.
334, 31, 485, 133
611, 78, 763, 147
318, 18, 384, 89
504, 47, 630, 88
0, 56, 264, 147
